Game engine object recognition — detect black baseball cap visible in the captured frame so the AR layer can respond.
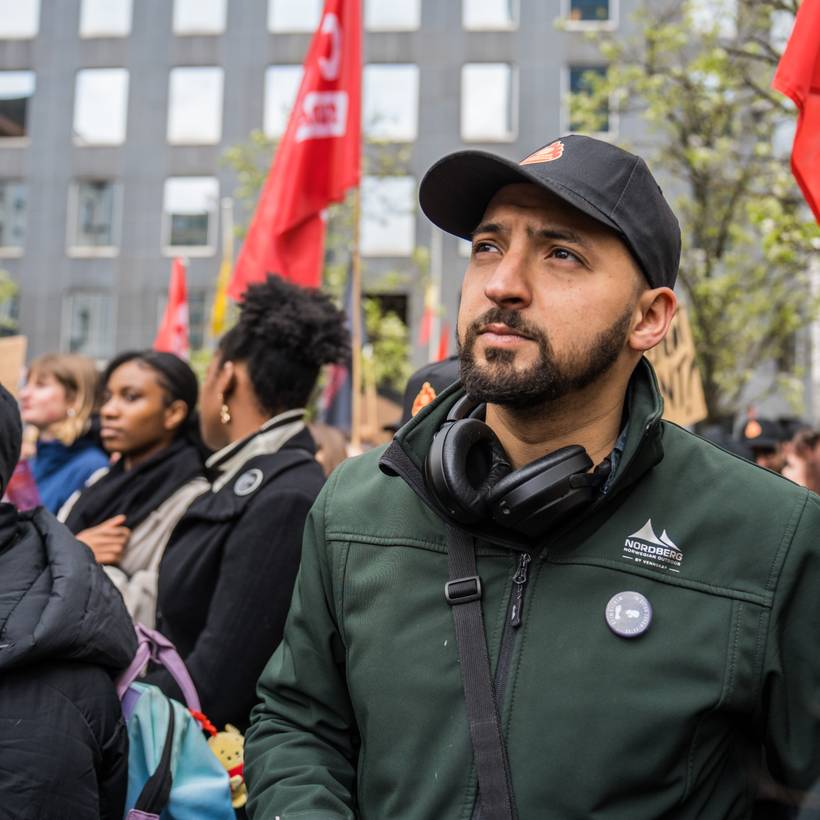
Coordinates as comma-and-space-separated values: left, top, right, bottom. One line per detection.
740, 418, 786, 452
419, 134, 681, 290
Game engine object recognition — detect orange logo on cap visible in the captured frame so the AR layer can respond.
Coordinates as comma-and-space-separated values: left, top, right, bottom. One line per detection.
744, 419, 763, 440
520, 140, 565, 165
411, 382, 438, 417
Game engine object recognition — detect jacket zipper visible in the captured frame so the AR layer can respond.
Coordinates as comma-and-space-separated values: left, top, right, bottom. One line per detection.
470, 551, 531, 820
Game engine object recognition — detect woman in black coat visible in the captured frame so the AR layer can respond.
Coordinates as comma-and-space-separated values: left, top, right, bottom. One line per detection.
0, 384, 137, 820
149, 275, 349, 732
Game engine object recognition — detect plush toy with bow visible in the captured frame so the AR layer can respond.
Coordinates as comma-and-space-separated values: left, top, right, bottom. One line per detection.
206, 724, 247, 808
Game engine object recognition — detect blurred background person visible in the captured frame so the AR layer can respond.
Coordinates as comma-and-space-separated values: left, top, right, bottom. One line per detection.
307, 421, 349, 477
782, 429, 820, 494
0, 381, 137, 820
147, 275, 349, 732
59, 351, 208, 626
739, 417, 789, 472
19, 353, 108, 514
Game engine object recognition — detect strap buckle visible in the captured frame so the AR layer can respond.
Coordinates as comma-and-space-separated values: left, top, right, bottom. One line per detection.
445, 576, 482, 605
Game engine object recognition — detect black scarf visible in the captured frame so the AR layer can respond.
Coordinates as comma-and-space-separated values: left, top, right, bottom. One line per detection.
64, 437, 204, 533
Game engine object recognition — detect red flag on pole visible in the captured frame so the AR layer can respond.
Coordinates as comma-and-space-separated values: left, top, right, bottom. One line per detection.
772, 0, 820, 222
437, 320, 451, 362
154, 258, 190, 359
229, 0, 362, 296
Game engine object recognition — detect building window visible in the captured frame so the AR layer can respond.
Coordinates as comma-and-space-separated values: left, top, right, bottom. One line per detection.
68, 181, 119, 253
361, 176, 415, 257
167, 67, 223, 145
463, 0, 518, 30
364, 64, 419, 142
163, 177, 219, 252
565, 0, 614, 24
73, 69, 129, 145
461, 63, 517, 142
567, 65, 611, 134
173, 0, 227, 35
63, 292, 113, 358
79, 0, 132, 37
0, 181, 26, 252
263, 65, 302, 138
0, 72, 35, 139
268, 0, 322, 32
0, 0, 40, 38
365, 0, 420, 31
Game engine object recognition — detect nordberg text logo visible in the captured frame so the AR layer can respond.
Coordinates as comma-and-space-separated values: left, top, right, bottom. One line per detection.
622, 519, 682, 573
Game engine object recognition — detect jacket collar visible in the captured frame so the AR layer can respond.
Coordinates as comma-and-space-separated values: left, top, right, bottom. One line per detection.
379, 357, 665, 550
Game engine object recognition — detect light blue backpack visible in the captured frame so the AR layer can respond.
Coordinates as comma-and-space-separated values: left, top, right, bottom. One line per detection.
117, 625, 236, 820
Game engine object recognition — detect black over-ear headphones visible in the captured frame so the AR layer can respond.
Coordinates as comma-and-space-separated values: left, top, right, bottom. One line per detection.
425, 395, 608, 538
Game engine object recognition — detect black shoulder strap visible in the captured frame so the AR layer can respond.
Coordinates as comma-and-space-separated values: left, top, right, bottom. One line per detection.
445, 524, 516, 819
133, 695, 176, 814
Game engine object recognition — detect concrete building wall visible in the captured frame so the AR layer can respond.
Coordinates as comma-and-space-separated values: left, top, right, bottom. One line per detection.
0, 0, 642, 367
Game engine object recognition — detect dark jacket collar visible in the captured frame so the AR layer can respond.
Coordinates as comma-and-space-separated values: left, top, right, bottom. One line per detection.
379, 357, 665, 551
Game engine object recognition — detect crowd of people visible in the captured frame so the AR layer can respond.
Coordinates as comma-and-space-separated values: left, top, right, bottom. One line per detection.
1, 134, 820, 819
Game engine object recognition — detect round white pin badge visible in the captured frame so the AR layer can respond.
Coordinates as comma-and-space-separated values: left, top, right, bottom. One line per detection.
605, 591, 652, 638
234, 468, 263, 497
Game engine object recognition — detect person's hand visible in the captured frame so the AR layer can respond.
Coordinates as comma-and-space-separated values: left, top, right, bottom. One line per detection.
76, 515, 131, 565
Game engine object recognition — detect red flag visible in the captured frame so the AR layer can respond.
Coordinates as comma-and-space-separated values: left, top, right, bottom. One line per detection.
154, 258, 190, 359
437, 320, 451, 362
418, 282, 436, 346
772, 0, 820, 222
230, 0, 362, 296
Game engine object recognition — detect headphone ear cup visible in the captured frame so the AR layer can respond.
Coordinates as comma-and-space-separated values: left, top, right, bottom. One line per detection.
487, 446, 594, 536
425, 418, 511, 524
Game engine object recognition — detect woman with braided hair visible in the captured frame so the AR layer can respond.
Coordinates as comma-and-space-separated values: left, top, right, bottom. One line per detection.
148, 275, 349, 732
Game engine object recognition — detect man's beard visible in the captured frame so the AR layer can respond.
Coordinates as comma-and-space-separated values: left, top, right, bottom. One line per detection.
458, 305, 634, 409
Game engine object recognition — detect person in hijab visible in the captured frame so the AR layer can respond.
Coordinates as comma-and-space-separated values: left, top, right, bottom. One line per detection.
19, 353, 109, 513
59, 351, 208, 626
0, 382, 137, 820
147, 275, 349, 732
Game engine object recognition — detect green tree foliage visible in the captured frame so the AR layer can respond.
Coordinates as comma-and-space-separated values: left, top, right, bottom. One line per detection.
222, 133, 416, 393
567, 0, 820, 421
0, 269, 19, 335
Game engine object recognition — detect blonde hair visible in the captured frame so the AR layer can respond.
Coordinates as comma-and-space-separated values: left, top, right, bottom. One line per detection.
27, 354, 100, 445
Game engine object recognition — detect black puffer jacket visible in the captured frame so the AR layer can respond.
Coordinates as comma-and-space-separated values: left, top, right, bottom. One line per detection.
0, 504, 138, 820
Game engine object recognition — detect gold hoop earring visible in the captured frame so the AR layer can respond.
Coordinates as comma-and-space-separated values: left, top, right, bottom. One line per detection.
220, 403, 231, 425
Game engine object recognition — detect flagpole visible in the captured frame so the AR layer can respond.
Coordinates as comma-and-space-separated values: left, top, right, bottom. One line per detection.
350, 186, 363, 451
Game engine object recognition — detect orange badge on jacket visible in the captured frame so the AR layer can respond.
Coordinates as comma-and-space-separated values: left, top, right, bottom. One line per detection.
411, 382, 438, 417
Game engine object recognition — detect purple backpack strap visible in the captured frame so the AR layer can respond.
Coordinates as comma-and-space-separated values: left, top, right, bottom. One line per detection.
116, 623, 201, 712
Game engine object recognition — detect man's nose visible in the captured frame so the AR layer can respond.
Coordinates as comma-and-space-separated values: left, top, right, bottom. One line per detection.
483, 249, 532, 309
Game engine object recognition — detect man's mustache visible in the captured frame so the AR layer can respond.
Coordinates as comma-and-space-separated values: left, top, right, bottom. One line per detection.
462, 308, 547, 346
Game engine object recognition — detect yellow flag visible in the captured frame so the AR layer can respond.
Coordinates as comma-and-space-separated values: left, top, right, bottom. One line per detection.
210, 198, 233, 338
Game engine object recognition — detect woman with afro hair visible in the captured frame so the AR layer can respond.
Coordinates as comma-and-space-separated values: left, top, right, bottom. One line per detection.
148, 275, 349, 733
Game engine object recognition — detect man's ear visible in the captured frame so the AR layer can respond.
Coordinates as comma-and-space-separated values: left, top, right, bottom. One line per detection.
629, 287, 677, 353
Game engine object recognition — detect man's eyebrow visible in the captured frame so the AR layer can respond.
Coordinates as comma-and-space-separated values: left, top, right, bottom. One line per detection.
531, 227, 589, 247
470, 221, 590, 248
470, 221, 505, 239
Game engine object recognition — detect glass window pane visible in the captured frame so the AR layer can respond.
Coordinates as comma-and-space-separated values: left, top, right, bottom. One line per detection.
164, 177, 219, 248
568, 0, 611, 22
264, 65, 303, 138
361, 176, 415, 257
463, 0, 518, 29
64, 292, 113, 358
73, 69, 129, 145
0, 72, 35, 139
0, 0, 40, 38
365, 0, 420, 30
568, 65, 609, 133
79, 0, 132, 37
173, 0, 227, 34
364, 64, 419, 141
461, 63, 516, 141
0, 181, 26, 249
167, 67, 223, 144
71, 181, 117, 248
268, 0, 322, 32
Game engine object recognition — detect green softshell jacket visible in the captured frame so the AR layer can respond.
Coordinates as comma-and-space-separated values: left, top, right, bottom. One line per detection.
245, 359, 820, 819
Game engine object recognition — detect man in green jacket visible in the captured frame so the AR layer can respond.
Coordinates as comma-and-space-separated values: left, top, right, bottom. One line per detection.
245, 135, 820, 819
